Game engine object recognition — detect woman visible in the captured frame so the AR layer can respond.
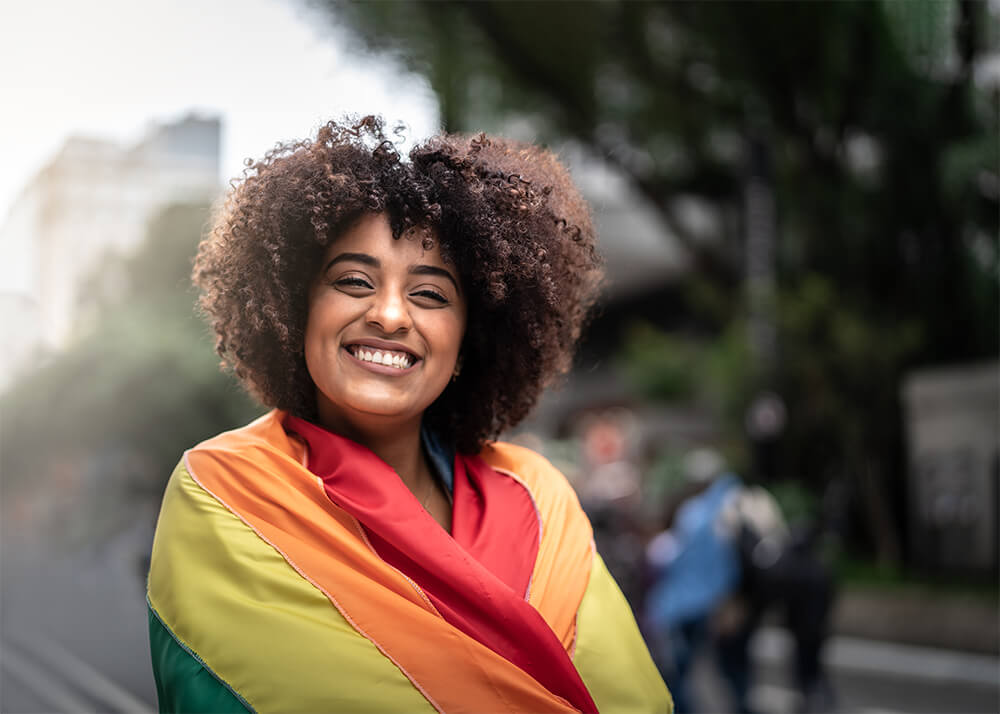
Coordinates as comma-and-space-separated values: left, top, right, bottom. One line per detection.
146, 117, 671, 713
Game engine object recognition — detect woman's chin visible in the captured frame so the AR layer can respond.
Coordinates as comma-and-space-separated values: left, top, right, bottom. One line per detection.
318, 396, 425, 432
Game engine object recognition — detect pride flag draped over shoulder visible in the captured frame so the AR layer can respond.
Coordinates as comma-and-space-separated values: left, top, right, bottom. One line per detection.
146, 411, 671, 713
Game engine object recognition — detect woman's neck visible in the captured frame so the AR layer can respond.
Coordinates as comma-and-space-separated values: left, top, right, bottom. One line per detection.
316, 409, 428, 492
364, 425, 450, 532
361, 428, 429, 493
314, 407, 450, 531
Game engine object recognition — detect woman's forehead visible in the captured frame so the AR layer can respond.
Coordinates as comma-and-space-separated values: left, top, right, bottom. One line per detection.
323, 213, 450, 269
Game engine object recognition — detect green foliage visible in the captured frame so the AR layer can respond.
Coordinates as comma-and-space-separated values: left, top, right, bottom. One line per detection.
327, 0, 998, 364
326, 0, 998, 357
767, 479, 820, 529
881, 0, 959, 76
777, 274, 924, 475
618, 317, 753, 422
616, 323, 702, 402
322, 0, 999, 563
835, 553, 999, 601
0, 203, 260, 547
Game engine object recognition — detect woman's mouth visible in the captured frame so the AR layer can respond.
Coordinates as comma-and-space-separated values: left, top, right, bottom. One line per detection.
345, 344, 418, 371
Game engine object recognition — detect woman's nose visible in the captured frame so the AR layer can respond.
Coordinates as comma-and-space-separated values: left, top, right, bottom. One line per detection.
366, 289, 412, 334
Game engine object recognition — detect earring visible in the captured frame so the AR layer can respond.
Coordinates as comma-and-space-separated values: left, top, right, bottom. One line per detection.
452, 355, 463, 381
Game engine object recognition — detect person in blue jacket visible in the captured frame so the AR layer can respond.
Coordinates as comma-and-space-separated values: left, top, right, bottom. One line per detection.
643, 449, 744, 713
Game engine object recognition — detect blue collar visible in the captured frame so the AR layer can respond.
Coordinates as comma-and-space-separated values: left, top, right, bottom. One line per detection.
420, 425, 455, 502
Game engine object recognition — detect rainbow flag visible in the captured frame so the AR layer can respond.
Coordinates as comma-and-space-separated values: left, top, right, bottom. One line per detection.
147, 411, 670, 713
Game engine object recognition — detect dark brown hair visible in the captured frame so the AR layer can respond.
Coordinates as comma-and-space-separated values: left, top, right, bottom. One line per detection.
194, 116, 602, 453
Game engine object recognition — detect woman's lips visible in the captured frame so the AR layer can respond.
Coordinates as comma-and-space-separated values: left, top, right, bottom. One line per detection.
343, 345, 419, 375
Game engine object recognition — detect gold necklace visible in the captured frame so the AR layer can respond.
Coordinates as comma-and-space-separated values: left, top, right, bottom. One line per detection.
418, 472, 436, 512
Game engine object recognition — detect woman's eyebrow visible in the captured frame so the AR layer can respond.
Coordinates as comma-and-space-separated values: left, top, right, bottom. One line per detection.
323, 252, 459, 291
324, 252, 377, 273
410, 265, 460, 291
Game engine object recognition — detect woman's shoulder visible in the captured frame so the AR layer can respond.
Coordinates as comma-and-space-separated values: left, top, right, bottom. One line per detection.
478, 441, 582, 509
479, 440, 559, 478
186, 410, 302, 460
169, 411, 308, 506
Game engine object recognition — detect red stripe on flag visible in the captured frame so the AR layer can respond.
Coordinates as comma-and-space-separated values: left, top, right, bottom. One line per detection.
285, 415, 597, 713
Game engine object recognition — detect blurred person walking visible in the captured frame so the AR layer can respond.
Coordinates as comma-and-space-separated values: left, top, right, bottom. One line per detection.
642, 449, 835, 713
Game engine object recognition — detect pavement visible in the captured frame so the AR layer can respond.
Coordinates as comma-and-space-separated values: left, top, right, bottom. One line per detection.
831, 586, 998, 655
5, 622, 997, 714
683, 584, 1000, 713
689, 626, 1000, 714
1, 509, 997, 714
1, 629, 154, 714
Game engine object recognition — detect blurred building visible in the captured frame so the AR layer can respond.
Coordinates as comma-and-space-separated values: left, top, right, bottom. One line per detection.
566, 145, 688, 301
514, 142, 715, 448
903, 362, 1000, 577
0, 115, 220, 389
0, 293, 41, 391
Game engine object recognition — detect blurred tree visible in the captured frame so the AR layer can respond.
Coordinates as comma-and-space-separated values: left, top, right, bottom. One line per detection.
0, 203, 259, 548
319, 0, 999, 566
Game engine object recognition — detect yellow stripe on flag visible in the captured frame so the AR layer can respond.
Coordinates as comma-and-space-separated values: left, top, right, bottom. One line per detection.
147, 461, 434, 714
574, 554, 673, 713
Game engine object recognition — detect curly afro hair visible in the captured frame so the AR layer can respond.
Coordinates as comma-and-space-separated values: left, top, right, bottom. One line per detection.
194, 116, 603, 454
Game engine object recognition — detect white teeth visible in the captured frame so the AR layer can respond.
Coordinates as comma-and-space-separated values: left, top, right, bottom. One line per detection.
351, 346, 413, 370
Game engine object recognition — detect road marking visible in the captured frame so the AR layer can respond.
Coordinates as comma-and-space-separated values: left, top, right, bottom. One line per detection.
6, 629, 155, 714
752, 626, 1000, 688
748, 682, 801, 713
1, 640, 93, 714
829, 636, 999, 688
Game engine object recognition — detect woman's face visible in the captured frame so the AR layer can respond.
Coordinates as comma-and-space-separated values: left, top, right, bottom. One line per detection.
305, 213, 467, 435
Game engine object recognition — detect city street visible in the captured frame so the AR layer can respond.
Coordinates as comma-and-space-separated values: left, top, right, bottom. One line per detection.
693, 627, 999, 714
1, 0, 997, 712
1, 517, 158, 713
2, 519, 997, 713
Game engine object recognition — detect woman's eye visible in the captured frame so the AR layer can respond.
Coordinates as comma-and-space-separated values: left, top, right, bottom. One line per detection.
412, 289, 448, 304
334, 276, 373, 290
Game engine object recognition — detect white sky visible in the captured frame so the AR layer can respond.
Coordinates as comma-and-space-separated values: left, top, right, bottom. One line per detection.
0, 0, 439, 294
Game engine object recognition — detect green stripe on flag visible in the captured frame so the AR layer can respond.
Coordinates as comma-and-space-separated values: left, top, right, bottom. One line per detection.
148, 602, 253, 714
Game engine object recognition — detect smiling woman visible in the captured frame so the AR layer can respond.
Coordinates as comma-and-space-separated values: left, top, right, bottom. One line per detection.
304, 214, 467, 529
306, 215, 466, 434
146, 116, 671, 713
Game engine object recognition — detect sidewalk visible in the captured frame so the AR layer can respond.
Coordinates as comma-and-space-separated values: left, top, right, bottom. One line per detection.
832, 586, 999, 654
748, 626, 999, 714
754, 627, 999, 688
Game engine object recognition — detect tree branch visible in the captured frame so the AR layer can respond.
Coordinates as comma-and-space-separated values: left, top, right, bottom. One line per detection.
455, 0, 740, 287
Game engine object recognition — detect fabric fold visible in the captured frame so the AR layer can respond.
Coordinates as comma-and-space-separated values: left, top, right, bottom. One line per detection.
285, 414, 594, 712
147, 410, 671, 713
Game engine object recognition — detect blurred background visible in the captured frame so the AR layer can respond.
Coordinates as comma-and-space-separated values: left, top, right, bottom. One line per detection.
0, 1, 997, 712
